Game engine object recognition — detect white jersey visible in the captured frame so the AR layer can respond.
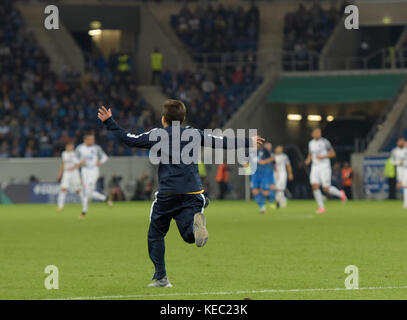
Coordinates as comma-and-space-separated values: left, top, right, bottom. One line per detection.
62, 151, 80, 171
75, 144, 108, 171
275, 153, 290, 175
60, 150, 81, 191
401, 147, 407, 168
391, 147, 406, 167
308, 137, 332, 168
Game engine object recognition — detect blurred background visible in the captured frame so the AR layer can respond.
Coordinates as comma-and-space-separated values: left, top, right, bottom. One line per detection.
1, 0, 407, 204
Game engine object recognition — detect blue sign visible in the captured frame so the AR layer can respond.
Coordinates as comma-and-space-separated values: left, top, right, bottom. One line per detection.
30, 183, 81, 204
363, 156, 389, 196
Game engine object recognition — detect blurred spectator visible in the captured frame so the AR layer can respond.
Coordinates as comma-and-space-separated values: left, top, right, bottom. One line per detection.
117, 53, 132, 74
332, 162, 342, 189
29, 175, 39, 183
108, 175, 125, 202
216, 163, 229, 200
341, 162, 353, 199
151, 48, 163, 85
132, 174, 153, 201
294, 162, 309, 199
384, 157, 397, 200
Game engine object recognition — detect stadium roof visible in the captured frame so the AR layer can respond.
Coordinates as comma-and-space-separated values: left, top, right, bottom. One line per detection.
267, 74, 407, 104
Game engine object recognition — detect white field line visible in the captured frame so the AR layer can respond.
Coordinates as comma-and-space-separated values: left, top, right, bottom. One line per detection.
44, 285, 407, 300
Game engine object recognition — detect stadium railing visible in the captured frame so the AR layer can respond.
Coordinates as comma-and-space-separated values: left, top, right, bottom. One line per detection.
283, 48, 407, 72
176, 48, 407, 73
357, 76, 407, 153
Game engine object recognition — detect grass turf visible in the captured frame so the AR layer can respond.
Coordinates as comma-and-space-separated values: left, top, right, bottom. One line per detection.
1, 200, 407, 300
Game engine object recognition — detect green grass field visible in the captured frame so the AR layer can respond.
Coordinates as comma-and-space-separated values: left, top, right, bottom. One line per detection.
1, 200, 407, 300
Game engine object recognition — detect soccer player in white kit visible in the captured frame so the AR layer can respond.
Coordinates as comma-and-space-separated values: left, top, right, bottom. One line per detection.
57, 142, 82, 210
274, 145, 293, 208
391, 137, 406, 192
305, 128, 347, 213
393, 137, 407, 208
402, 140, 407, 209
75, 133, 111, 218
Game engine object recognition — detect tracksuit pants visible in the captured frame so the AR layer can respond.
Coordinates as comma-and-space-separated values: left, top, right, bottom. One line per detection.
148, 192, 206, 280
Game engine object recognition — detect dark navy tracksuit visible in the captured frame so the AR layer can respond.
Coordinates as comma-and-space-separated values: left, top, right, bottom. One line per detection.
103, 117, 251, 279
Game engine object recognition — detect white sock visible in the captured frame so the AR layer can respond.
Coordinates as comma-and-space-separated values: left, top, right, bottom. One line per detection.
328, 186, 342, 198
81, 190, 89, 213
57, 191, 66, 209
92, 191, 107, 201
313, 189, 324, 209
404, 188, 407, 207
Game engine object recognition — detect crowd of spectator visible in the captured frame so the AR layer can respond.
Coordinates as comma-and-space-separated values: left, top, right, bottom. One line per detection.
160, 65, 262, 128
0, 0, 263, 159
0, 0, 157, 158
167, 3, 262, 129
283, 2, 342, 70
171, 3, 259, 57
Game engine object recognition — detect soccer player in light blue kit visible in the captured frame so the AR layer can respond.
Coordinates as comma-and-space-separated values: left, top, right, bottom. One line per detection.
263, 142, 277, 209
249, 142, 275, 213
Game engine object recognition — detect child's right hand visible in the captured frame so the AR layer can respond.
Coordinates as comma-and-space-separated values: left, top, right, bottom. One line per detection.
98, 106, 113, 122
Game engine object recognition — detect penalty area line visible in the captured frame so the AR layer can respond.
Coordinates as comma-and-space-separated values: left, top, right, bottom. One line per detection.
44, 285, 407, 300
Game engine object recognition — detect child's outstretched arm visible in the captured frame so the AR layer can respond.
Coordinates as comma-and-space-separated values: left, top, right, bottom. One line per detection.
98, 106, 156, 149
198, 129, 264, 149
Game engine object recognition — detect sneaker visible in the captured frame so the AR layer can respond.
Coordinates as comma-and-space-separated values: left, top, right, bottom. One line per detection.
316, 208, 326, 214
78, 212, 86, 219
340, 190, 348, 203
148, 277, 173, 288
193, 213, 208, 247
260, 206, 266, 214
269, 202, 278, 210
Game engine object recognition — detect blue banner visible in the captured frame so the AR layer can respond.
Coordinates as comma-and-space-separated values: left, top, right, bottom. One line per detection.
363, 156, 389, 196
30, 183, 81, 204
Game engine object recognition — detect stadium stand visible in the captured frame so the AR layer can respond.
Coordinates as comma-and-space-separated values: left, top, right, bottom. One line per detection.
170, 4, 259, 58
282, 2, 342, 71
0, 0, 264, 157
0, 0, 157, 158
167, 3, 262, 128
160, 66, 262, 128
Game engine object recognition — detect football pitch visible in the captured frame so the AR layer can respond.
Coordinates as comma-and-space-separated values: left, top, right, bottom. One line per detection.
1, 200, 407, 300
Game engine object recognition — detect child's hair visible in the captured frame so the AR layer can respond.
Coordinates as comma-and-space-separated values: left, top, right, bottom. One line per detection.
162, 99, 186, 125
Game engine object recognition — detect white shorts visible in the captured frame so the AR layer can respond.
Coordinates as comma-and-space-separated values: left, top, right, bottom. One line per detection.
81, 168, 99, 193
397, 167, 405, 184
310, 165, 331, 188
275, 172, 287, 191
60, 170, 81, 191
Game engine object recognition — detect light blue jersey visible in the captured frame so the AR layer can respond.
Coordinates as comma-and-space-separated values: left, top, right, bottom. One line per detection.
250, 148, 274, 190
